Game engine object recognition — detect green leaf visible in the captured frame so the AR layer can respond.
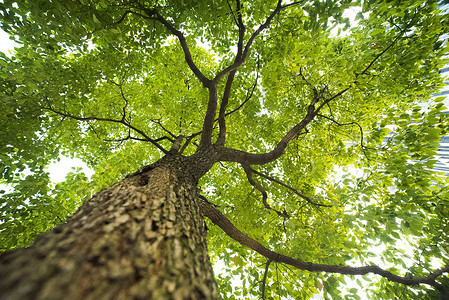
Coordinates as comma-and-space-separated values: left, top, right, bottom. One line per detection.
92, 13, 100, 24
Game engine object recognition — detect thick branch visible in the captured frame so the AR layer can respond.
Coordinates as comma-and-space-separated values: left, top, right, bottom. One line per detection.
182, 73, 258, 146
169, 135, 185, 153
218, 101, 315, 165
199, 85, 219, 148
198, 196, 448, 291
211, 0, 245, 147
216, 70, 236, 147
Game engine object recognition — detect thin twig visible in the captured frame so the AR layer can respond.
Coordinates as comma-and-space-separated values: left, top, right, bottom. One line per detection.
150, 119, 177, 138
262, 259, 272, 300
224, 71, 259, 118
250, 168, 332, 208
42, 98, 168, 153
242, 164, 290, 219
317, 114, 366, 148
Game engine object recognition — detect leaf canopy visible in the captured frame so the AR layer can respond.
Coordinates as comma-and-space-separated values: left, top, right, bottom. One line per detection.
1, 0, 449, 298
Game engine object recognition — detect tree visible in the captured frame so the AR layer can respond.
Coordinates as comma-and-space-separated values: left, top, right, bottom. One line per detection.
0, 0, 448, 298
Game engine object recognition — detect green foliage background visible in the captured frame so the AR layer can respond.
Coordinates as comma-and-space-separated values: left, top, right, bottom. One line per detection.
1, 0, 449, 298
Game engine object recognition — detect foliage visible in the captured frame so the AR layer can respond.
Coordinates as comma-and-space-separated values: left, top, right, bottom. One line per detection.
1, 0, 449, 298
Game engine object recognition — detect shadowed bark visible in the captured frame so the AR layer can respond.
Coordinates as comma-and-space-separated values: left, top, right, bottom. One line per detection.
0, 156, 218, 300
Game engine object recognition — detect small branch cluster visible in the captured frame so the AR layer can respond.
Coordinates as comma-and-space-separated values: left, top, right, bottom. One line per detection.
42, 94, 169, 153
317, 113, 367, 149
242, 164, 290, 219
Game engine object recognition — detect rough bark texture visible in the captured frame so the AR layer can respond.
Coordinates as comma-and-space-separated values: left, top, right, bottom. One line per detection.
0, 156, 218, 300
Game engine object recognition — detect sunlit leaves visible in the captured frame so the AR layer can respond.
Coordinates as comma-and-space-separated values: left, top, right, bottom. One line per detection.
1, 0, 448, 298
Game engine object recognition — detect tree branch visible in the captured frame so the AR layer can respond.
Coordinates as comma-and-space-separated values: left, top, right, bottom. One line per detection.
208, 0, 245, 147
150, 118, 177, 138
180, 72, 258, 148
218, 99, 315, 165
107, 10, 150, 27
250, 168, 332, 208
198, 196, 448, 291
199, 85, 218, 148
169, 135, 185, 154
280, 1, 304, 9
226, 0, 239, 27
138, 6, 212, 87
299, 67, 318, 97
179, 131, 202, 154
243, 164, 290, 219
234, 0, 245, 59
216, 70, 236, 147
213, 0, 283, 83
118, 81, 129, 122
42, 99, 168, 154
217, 18, 413, 165
262, 259, 272, 300
317, 114, 366, 149
315, 18, 413, 113
225, 71, 259, 118
358, 23, 411, 78
105, 4, 216, 149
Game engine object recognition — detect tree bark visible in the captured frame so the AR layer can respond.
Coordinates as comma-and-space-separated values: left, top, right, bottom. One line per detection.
0, 156, 218, 300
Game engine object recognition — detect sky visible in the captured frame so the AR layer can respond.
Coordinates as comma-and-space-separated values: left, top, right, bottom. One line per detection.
0, 29, 17, 55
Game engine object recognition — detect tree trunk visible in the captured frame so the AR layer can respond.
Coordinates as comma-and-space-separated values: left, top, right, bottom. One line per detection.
0, 156, 218, 300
